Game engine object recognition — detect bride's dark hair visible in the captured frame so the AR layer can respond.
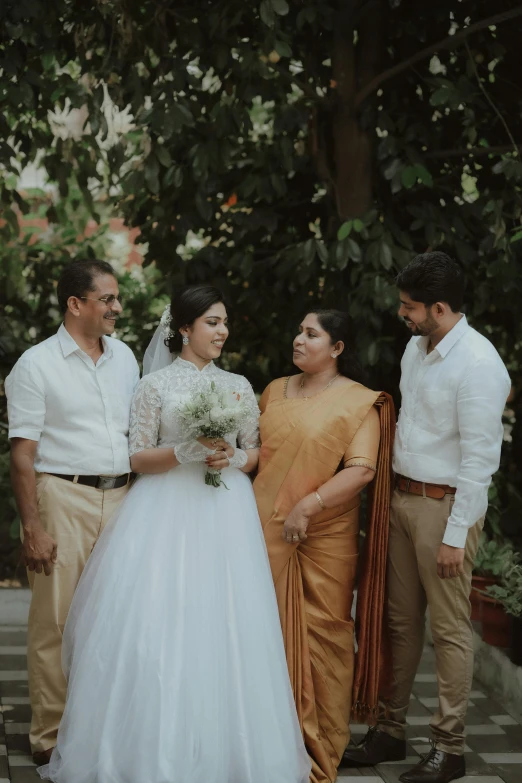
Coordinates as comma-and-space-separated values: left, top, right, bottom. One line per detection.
308, 308, 365, 384
165, 284, 228, 353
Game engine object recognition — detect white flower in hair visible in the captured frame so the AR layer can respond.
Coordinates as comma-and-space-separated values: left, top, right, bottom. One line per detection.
160, 305, 174, 339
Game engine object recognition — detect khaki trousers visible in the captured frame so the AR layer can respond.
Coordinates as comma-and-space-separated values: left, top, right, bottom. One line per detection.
377, 488, 483, 755
27, 473, 129, 754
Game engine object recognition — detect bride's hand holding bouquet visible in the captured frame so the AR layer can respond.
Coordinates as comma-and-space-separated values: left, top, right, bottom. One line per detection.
199, 436, 234, 473
176, 382, 249, 487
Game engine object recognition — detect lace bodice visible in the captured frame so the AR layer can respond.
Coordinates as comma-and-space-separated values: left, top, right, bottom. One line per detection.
129, 357, 260, 457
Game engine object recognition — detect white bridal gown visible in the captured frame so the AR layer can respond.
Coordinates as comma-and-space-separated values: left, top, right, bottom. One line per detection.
39, 357, 310, 783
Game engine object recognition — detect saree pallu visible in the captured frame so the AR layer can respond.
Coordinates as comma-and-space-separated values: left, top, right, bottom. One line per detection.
254, 379, 394, 783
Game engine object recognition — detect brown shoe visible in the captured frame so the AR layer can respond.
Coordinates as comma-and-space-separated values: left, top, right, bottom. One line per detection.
399, 747, 465, 783
340, 726, 406, 767
32, 748, 54, 766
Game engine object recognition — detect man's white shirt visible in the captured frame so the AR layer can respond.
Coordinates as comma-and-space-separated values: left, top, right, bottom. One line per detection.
393, 315, 510, 548
6, 324, 140, 475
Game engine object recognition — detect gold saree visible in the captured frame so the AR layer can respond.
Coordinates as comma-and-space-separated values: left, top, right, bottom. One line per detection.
253, 378, 394, 783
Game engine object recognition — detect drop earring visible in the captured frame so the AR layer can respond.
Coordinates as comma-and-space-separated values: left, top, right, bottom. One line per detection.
182, 336, 189, 346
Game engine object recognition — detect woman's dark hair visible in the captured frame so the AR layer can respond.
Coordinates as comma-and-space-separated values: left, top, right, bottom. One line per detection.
166, 284, 227, 352
395, 251, 464, 312
57, 259, 116, 313
309, 309, 365, 383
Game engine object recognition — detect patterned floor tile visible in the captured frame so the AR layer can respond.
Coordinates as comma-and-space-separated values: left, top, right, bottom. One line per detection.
465, 724, 506, 735
5, 757, 34, 767
0, 620, 519, 783
3, 727, 30, 737
4, 735, 31, 756
467, 734, 519, 753
0, 700, 29, 707
2, 708, 31, 725
406, 700, 432, 718
0, 675, 27, 684
493, 768, 522, 783
0, 663, 24, 675
9, 770, 41, 783
0, 633, 27, 646
491, 714, 519, 726
459, 777, 509, 782
480, 753, 522, 764
418, 696, 439, 708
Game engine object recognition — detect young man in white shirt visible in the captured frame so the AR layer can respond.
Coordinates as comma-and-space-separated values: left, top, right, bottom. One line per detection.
6, 259, 140, 765
342, 252, 510, 783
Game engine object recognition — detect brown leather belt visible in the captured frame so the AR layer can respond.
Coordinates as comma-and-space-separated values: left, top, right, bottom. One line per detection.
395, 474, 456, 500
49, 473, 133, 490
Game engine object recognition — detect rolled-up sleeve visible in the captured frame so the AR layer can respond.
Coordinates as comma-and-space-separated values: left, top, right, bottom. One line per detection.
6, 358, 46, 442
444, 359, 511, 548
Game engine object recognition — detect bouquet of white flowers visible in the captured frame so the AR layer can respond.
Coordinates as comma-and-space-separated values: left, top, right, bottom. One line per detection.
176, 381, 249, 487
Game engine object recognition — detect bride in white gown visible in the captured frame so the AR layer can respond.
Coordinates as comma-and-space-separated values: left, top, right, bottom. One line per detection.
39, 285, 310, 783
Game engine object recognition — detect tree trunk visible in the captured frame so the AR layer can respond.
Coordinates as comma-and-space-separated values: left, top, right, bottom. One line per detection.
332, 0, 385, 219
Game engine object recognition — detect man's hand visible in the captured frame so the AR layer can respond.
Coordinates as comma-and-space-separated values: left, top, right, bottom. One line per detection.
437, 543, 465, 579
22, 527, 57, 576
10, 438, 56, 575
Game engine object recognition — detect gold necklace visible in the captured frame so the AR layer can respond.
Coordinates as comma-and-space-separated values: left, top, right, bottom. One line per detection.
299, 373, 340, 399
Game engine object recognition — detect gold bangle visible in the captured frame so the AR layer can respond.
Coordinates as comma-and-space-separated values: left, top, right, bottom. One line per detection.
315, 491, 325, 511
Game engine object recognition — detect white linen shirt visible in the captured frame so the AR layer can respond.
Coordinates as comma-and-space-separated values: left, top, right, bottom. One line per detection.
6, 324, 140, 475
393, 316, 510, 548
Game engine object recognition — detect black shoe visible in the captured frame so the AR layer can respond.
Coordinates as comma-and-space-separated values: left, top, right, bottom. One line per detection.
341, 726, 407, 767
32, 748, 54, 766
399, 747, 465, 783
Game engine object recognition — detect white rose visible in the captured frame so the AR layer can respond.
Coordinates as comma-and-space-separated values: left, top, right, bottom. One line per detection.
208, 393, 220, 406
209, 406, 224, 421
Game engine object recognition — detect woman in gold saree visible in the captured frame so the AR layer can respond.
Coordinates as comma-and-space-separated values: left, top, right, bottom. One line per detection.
254, 310, 394, 783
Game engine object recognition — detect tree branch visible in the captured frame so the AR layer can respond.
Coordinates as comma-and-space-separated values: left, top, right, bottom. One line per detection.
425, 144, 522, 159
355, 6, 522, 108
465, 40, 519, 156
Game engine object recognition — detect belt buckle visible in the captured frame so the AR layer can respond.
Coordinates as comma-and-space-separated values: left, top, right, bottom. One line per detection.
96, 476, 117, 490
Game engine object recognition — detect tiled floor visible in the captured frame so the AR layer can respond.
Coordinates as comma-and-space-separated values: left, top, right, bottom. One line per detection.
0, 628, 520, 782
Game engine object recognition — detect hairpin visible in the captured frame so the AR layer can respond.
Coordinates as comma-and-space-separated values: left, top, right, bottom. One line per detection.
160, 304, 174, 339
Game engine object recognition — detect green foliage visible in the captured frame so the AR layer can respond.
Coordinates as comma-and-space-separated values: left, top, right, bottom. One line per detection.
473, 533, 517, 577
486, 561, 522, 617
1, 2, 521, 391
1, 0, 522, 571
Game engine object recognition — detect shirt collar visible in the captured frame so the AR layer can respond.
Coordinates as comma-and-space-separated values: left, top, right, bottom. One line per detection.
175, 356, 215, 373
416, 314, 469, 359
57, 323, 114, 359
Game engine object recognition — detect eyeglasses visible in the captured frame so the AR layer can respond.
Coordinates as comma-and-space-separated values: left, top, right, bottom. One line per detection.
79, 295, 123, 307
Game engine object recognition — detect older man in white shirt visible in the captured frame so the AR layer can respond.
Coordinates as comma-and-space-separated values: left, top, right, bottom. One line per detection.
343, 252, 510, 783
6, 259, 139, 764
